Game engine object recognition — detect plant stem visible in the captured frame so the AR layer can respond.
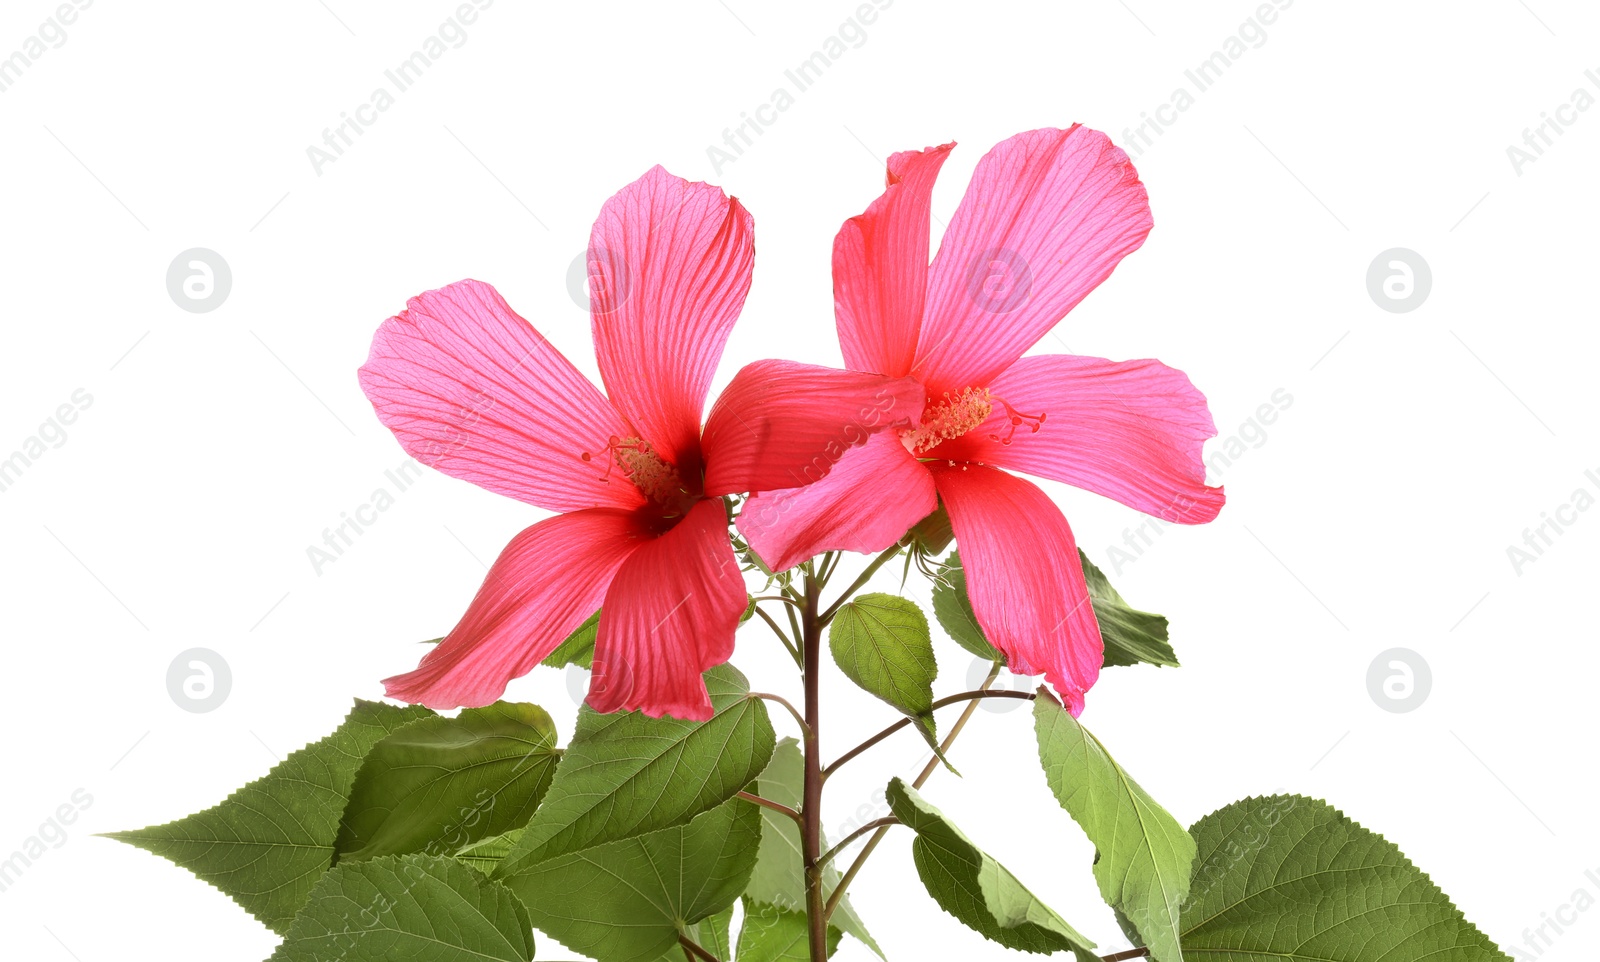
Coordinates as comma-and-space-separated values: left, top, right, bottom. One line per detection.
751, 594, 805, 609
752, 607, 802, 666
823, 662, 1003, 922
817, 817, 899, 869
749, 692, 810, 736
677, 934, 723, 962
797, 543, 926, 954
1100, 949, 1150, 961
817, 545, 902, 626
783, 591, 803, 652
823, 686, 1035, 780
817, 551, 841, 585
735, 790, 802, 825
800, 568, 828, 962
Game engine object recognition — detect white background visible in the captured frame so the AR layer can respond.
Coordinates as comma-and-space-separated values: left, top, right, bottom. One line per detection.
1, 1, 1596, 959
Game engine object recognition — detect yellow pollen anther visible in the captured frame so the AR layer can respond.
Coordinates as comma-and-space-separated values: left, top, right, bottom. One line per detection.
901, 388, 995, 455
901, 387, 1047, 455
581, 436, 687, 508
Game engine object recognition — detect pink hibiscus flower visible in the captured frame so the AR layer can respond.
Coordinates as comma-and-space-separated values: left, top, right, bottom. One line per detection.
738, 126, 1225, 716
360, 166, 921, 720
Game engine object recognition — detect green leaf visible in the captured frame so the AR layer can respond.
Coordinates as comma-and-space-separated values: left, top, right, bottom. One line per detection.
104, 699, 431, 934
737, 899, 841, 961
826, 590, 954, 771
337, 702, 561, 862
500, 797, 761, 962
829, 592, 938, 717
541, 611, 599, 669
675, 905, 735, 962
930, 551, 1001, 662
910, 712, 959, 775
1079, 549, 1178, 668
1033, 696, 1194, 962
453, 830, 523, 875
744, 738, 881, 957
907, 503, 954, 555
267, 854, 534, 962
885, 779, 1097, 959
934, 550, 1178, 669
497, 664, 774, 872
1180, 795, 1511, 962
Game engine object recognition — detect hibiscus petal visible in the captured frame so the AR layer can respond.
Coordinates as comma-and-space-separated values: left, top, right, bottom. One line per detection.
589, 166, 754, 473
737, 431, 937, 572
590, 499, 748, 720
359, 279, 643, 513
701, 359, 924, 497
938, 354, 1224, 524
914, 126, 1153, 395
382, 508, 646, 709
834, 144, 955, 377
931, 463, 1102, 716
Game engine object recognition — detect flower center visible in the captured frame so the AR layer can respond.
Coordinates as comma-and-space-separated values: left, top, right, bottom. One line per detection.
900, 387, 1047, 455
901, 387, 993, 454
582, 436, 692, 513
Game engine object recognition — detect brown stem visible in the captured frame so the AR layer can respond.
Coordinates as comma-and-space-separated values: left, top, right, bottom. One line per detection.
677, 934, 722, 962
817, 817, 900, 869
823, 662, 1004, 922
801, 569, 828, 962
750, 594, 805, 609
817, 551, 842, 585
735, 790, 802, 825
817, 545, 902, 626
1100, 949, 1150, 961
783, 593, 803, 655
749, 692, 810, 736
751, 606, 802, 666
823, 688, 1036, 780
